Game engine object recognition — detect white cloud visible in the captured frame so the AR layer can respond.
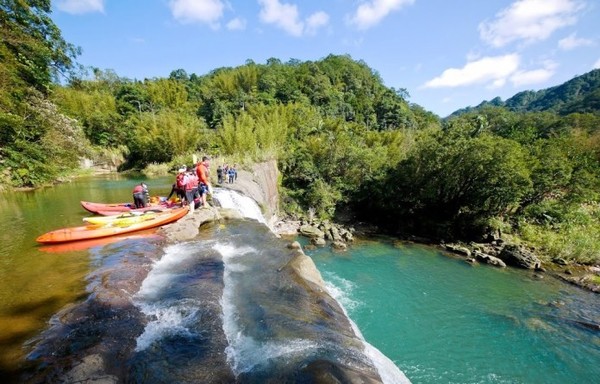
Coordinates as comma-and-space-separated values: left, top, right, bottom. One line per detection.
510, 61, 557, 86
258, 0, 329, 37
305, 11, 329, 36
227, 17, 247, 31
169, 0, 224, 28
593, 58, 600, 69
479, 0, 585, 47
56, 0, 104, 14
558, 32, 594, 50
258, 0, 303, 36
423, 54, 520, 88
349, 0, 415, 30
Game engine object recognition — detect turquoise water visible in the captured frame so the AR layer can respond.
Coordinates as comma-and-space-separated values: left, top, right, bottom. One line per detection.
305, 238, 600, 384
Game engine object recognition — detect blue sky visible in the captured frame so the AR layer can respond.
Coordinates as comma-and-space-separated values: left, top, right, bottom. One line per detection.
51, 0, 600, 117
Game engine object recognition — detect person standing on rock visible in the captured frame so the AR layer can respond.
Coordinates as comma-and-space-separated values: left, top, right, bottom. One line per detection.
217, 164, 224, 184
196, 156, 212, 207
228, 165, 236, 184
185, 167, 199, 214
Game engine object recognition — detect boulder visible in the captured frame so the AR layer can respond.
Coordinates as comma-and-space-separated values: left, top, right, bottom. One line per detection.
311, 237, 327, 246
499, 244, 542, 270
474, 251, 507, 268
332, 241, 347, 250
445, 243, 472, 257
330, 226, 342, 242
299, 224, 325, 239
340, 228, 354, 242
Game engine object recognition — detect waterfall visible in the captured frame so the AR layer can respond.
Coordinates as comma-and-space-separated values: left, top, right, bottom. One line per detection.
212, 189, 410, 383
212, 188, 267, 225
30, 188, 409, 382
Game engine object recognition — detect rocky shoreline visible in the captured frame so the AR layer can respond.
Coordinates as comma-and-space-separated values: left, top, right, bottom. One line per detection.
212, 160, 600, 295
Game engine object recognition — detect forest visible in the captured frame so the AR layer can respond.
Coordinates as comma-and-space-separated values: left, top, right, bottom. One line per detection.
1, 1, 599, 265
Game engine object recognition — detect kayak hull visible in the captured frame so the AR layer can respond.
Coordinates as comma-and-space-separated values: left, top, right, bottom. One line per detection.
80, 200, 170, 214
37, 207, 189, 244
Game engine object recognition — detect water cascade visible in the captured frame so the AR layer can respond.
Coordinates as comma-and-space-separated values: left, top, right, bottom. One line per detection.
23, 189, 409, 383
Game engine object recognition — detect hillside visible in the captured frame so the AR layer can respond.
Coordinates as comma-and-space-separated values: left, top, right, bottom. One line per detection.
451, 68, 600, 116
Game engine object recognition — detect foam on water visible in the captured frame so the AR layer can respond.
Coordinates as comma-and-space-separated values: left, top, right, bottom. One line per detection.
322, 271, 361, 312
137, 243, 196, 300
134, 242, 204, 351
323, 273, 411, 384
134, 300, 200, 351
215, 242, 318, 375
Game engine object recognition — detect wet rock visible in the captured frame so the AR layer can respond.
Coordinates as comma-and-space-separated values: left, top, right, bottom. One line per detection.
474, 251, 507, 268
299, 224, 325, 239
287, 241, 302, 250
340, 228, 354, 242
332, 241, 347, 251
312, 237, 327, 246
499, 244, 542, 270
445, 243, 472, 257
286, 251, 326, 288
63, 354, 117, 384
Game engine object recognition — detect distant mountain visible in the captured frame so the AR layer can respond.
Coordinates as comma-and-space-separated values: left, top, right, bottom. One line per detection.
450, 68, 600, 116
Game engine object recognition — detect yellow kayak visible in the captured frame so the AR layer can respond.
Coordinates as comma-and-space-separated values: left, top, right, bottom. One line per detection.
83, 211, 158, 227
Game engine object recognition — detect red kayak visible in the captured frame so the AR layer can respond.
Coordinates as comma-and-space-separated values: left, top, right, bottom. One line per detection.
37, 207, 189, 244
81, 200, 170, 214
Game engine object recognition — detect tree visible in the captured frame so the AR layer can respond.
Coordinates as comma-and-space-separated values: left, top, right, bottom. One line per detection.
0, 0, 84, 187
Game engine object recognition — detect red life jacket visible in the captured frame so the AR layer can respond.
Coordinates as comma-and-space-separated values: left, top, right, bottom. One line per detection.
186, 174, 199, 190
176, 173, 185, 189
132, 185, 144, 193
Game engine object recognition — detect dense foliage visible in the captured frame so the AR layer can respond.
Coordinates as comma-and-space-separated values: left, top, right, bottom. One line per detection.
1, 0, 599, 264
0, 0, 89, 187
452, 69, 600, 116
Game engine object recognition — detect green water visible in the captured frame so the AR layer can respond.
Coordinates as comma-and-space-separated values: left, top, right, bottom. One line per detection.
0, 174, 173, 376
2, 176, 599, 383
306, 239, 600, 384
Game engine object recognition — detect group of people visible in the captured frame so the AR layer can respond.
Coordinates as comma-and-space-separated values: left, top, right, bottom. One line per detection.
216, 164, 237, 184
133, 156, 213, 213
168, 156, 213, 212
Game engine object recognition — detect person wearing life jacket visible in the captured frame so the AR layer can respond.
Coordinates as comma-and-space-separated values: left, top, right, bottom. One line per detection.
195, 156, 212, 207
132, 182, 149, 208
167, 167, 187, 203
185, 167, 199, 213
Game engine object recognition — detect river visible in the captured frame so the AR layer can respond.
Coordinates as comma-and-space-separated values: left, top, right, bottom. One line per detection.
0, 175, 598, 383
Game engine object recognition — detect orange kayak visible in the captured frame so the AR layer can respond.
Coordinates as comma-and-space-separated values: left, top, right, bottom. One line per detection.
38, 231, 163, 253
37, 207, 188, 244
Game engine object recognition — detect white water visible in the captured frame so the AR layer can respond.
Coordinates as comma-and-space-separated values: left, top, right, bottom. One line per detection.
323, 271, 411, 384
133, 242, 203, 351
133, 188, 410, 382
215, 242, 319, 375
212, 188, 267, 224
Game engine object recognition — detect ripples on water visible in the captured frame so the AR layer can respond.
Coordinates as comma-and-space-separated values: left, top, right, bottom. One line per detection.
306, 239, 600, 384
